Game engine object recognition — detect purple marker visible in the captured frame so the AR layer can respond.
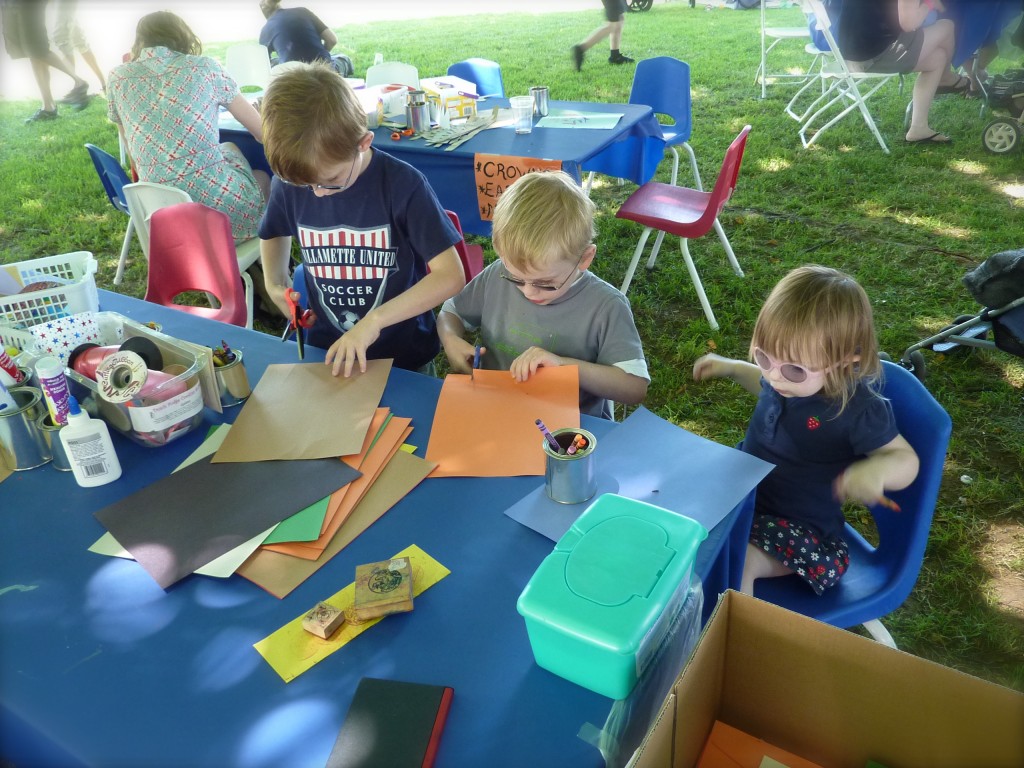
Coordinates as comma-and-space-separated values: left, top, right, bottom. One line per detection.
535, 418, 564, 454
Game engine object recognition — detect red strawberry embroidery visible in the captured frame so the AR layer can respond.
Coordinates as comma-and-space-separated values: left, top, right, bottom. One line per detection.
807, 416, 821, 430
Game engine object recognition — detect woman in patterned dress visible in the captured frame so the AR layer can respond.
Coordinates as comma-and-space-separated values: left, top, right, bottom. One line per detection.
107, 12, 269, 242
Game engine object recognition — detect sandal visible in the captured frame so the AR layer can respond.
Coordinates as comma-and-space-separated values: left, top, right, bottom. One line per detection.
936, 75, 970, 96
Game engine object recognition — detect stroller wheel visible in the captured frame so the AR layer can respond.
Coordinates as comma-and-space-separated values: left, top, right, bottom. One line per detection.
982, 119, 1021, 154
905, 350, 928, 382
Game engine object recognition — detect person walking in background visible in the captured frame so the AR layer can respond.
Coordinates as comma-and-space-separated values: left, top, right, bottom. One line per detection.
258, 0, 352, 76
53, 0, 106, 95
1, 0, 91, 123
571, 0, 634, 72
106, 11, 269, 243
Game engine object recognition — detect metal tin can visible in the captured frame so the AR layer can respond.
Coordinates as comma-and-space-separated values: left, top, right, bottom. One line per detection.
530, 86, 549, 117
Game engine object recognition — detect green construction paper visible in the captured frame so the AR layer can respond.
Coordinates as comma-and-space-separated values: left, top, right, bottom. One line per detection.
262, 496, 330, 544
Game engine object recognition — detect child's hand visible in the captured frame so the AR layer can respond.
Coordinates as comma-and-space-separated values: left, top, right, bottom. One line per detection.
444, 337, 486, 374
693, 353, 734, 382
510, 346, 563, 383
325, 316, 382, 377
833, 463, 885, 507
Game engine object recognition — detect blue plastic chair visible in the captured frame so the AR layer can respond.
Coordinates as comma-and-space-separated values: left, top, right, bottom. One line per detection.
627, 57, 701, 188
446, 58, 505, 98
84, 143, 135, 286
754, 361, 953, 647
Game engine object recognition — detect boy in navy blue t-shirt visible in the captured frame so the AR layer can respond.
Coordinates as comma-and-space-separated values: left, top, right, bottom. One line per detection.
258, 62, 465, 376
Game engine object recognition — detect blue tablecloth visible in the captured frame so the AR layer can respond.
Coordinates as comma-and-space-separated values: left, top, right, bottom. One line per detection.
1, 291, 749, 768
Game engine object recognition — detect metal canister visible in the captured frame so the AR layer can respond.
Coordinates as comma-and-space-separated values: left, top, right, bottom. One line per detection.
406, 89, 426, 106
530, 86, 549, 117
406, 101, 430, 134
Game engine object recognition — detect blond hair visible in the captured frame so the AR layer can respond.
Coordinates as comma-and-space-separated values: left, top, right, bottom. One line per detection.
751, 265, 882, 413
132, 12, 202, 59
261, 62, 368, 185
491, 171, 595, 272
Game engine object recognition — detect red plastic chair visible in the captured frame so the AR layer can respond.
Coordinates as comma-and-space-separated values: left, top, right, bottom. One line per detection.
446, 210, 484, 283
614, 125, 751, 330
144, 203, 251, 328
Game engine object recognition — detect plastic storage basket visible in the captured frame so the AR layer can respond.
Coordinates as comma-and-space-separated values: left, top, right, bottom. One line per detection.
0, 252, 98, 330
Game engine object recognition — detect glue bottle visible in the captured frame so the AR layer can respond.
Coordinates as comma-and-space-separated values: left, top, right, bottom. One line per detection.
59, 395, 122, 487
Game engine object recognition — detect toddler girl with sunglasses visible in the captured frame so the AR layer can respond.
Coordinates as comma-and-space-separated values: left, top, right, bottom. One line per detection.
693, 265, 919, 596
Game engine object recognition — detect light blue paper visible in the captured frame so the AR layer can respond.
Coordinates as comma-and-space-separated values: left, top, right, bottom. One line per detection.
503, 406, 774, 541
536, 109, 623, 130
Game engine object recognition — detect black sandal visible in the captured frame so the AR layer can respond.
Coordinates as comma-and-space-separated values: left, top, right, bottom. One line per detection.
936, 75, 970, 96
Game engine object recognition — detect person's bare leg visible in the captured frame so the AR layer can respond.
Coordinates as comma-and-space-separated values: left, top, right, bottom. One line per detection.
906, 20, 956, 141
579, 21, 614, 52
740, 544, 795, 595
608, 19, 623, 51
30, 59, 57, 112
81, 49, 107, 91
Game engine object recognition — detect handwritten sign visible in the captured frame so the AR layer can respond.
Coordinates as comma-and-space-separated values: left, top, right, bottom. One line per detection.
474, 154, 562, 221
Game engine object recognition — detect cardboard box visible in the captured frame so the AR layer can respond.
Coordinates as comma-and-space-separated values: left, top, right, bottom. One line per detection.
630, 591, 1024, 768
517, 495, 707, 699
419, 75, 477, 120
352, 84, 412, 127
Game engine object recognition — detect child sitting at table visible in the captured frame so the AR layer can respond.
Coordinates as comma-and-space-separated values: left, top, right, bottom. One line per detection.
692, 265, 919, 596
437, 170, 649, 419
258, 61, 466, 377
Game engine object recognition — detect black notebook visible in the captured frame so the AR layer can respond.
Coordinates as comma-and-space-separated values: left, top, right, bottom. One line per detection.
326, 677, 454, 768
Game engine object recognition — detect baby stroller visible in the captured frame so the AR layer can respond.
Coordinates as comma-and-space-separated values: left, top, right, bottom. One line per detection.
981, 69, 1024, 154
897, 249, 1024, 382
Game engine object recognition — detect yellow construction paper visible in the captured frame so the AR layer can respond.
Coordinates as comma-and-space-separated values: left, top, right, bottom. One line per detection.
253, 544, 449, 682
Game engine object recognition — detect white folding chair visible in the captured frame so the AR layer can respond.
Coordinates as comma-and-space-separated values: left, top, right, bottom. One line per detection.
755, 0, 812, 99
364, 61, 420, 89
796, 0, 897, 153
225, 42, 272, 95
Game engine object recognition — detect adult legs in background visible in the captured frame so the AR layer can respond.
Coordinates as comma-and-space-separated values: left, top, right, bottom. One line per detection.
906, 18, 958, 142
53, 0, 107, 93
571, 0, 633, 71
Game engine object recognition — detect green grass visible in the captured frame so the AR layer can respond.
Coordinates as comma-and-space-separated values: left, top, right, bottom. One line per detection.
2, 3, 1022, 691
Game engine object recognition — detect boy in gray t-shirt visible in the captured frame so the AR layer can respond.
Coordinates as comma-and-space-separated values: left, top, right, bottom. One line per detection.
438, 171, 649, 419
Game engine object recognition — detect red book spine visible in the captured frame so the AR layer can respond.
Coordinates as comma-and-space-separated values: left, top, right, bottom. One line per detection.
420, 686, 454, 768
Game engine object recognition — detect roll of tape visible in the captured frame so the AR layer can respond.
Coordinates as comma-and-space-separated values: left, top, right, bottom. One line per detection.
94, 350, 149, 403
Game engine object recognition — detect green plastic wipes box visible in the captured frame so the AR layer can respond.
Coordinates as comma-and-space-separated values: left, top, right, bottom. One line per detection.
516, 493, 708, 700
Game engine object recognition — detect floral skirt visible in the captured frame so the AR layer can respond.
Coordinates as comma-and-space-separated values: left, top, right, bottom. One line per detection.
749, 514, 850, 595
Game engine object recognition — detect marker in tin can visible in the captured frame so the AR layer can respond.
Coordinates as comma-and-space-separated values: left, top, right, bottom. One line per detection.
0, 348, 25, 386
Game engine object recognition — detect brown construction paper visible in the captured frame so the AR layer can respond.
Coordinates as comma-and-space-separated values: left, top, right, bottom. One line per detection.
425, 366, 580, 477
236, 449, 436, 598
211, 359, 392, 463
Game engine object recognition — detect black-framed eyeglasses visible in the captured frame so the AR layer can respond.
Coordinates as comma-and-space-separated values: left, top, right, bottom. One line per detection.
278, 153, 361, 192
499, 250, 585, 293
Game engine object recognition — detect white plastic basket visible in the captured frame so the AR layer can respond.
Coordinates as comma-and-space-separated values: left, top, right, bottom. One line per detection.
0, 252, 98, 330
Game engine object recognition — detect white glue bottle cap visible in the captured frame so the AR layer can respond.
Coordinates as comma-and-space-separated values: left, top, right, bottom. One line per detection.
60, 395, 122, 487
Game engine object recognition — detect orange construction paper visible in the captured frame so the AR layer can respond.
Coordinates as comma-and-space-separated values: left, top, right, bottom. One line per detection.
211, 359, 391, 463
236, 449, 436, 598
262, 419, 412, 560
425, 366, 580, 477
697, 721, 824, 768
323, 408, 392, 536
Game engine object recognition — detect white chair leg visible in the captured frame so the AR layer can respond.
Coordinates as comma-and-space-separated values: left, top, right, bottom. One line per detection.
679, 237, 718, 330
646, 230, 667, 271
112, 219, 135, 286
713, 218, 743, 277
584, 171, 595, 195
620, 227, 653, 295
681, 142, 702, 191
862, 619, 897, 648
240, 271, 254, 329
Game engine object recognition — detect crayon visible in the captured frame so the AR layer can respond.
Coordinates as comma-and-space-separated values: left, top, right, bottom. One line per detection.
877, 495, 901, 513
535, 418, 564, 454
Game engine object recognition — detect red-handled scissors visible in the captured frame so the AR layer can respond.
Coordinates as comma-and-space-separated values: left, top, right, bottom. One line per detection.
281, 288, 315, 360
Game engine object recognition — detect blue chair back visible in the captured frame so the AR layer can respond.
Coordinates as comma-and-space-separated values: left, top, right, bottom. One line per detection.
754, 361, 952, 633
446, 58, 505, 98
628, 56, 693, 146
85, 143, 131, 215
